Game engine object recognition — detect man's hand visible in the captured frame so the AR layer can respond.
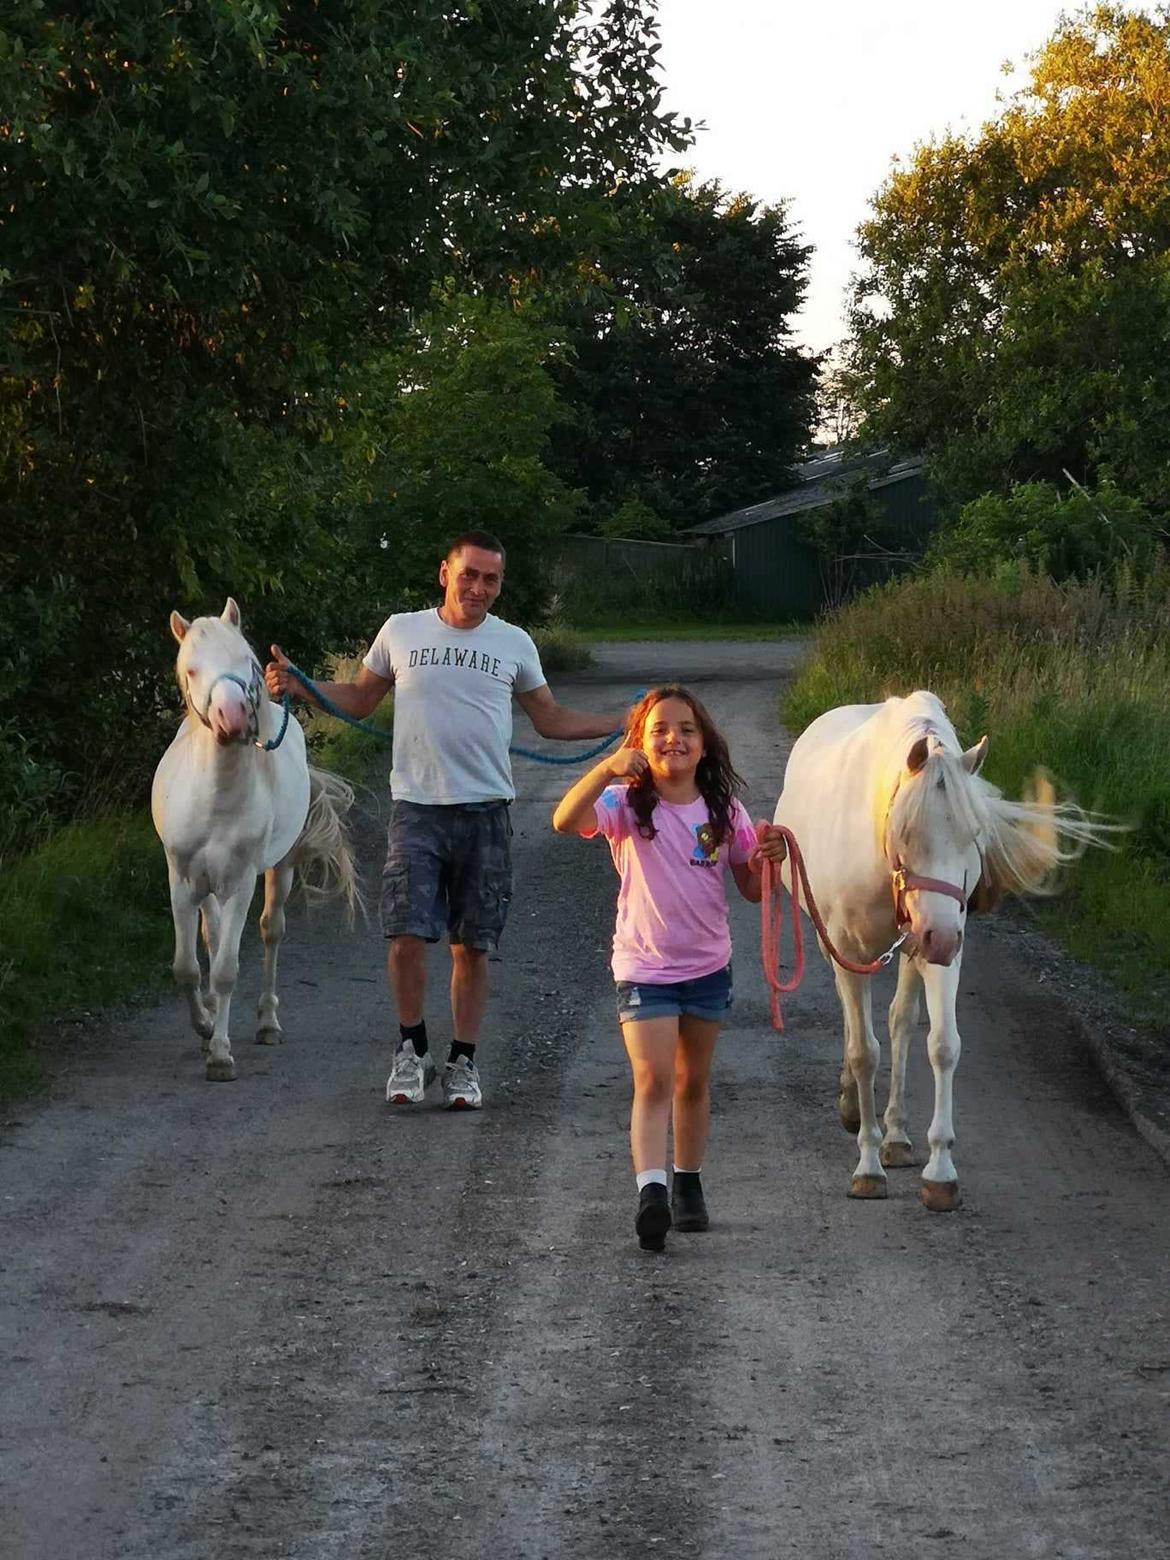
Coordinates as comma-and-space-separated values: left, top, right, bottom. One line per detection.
606, 746, 650, 783
754, 821, 788, 864
264, 644, 295, 700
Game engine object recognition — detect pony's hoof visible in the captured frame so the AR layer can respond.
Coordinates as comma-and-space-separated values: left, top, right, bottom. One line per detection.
880, 1140, 918, 1169
205, 1057, 237, 1082
848, 1174, 888, 1199
838, 1096, 861, 1134
255, 1028, 283, 1046
920, 1178, 960, 1212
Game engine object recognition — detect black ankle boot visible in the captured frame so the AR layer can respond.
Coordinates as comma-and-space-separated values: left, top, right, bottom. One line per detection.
671, 1172, 709, 1232
635, 1182, 671, 1251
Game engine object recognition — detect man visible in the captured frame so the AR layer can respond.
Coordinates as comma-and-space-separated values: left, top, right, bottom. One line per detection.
265, 531, 623, 1110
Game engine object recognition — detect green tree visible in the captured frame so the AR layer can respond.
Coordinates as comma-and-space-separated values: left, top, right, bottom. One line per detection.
846, 5, 1170, 515
549, 175, 816, 529
0, 0, 690, 833
339, 294, 584, 626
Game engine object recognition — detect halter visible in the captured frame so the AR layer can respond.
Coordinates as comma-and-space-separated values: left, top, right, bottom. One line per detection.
890, 862, 969, 927
187, 668, 291, 752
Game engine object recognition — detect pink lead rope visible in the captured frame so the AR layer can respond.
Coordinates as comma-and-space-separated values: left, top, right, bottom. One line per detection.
754, 824, 907, 1031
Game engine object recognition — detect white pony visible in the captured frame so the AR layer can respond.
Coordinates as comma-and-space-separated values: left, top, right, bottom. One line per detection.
775, 690, 1112, 1210
152, 599, 358, 1081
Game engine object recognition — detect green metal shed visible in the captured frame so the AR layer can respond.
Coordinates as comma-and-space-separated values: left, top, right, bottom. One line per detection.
686, 449, 936, 620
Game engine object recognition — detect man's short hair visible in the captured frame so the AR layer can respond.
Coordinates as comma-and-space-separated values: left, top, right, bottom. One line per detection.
446, 530, 505, 567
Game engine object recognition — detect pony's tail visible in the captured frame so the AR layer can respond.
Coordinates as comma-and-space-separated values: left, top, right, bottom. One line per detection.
978, 768, 1125, 903
293, 765, 363, 926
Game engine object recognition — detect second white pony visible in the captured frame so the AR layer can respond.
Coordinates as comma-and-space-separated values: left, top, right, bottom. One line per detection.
152, 598, 358, 1081
775, 689, 1112, 1210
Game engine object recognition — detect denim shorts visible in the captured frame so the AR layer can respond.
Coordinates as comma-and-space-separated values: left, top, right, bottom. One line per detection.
380, 799, 512, 951
615, 964, 733, 1025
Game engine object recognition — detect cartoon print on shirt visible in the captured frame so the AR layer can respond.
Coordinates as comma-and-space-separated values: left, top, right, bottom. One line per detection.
691, 821, 720, 866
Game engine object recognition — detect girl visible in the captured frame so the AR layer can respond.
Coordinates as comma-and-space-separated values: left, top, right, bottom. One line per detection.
552, 685, 787, 1251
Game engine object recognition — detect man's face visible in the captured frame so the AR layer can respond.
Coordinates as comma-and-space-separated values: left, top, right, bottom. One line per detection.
439, 545, 504, 628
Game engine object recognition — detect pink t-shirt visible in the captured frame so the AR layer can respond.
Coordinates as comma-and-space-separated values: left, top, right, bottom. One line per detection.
590, 787, 758, 983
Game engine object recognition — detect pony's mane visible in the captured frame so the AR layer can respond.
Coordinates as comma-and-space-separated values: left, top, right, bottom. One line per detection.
890, 742, 1117, 900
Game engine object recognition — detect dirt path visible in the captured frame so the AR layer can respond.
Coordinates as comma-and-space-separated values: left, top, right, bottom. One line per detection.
3, 640, 1169, 1560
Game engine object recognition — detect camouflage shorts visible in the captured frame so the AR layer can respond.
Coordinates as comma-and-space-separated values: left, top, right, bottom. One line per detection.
381, 799, 513, 951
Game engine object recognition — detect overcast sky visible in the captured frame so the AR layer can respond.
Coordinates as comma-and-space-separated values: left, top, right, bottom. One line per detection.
653, 0, 1147, 358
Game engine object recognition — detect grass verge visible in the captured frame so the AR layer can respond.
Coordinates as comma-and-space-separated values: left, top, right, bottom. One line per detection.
0, 813, 170, 1105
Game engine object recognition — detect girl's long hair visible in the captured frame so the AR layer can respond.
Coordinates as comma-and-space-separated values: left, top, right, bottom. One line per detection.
622, 685, 744, 843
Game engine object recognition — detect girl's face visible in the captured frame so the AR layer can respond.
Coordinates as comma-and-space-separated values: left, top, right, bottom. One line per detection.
641, 696, 705, 781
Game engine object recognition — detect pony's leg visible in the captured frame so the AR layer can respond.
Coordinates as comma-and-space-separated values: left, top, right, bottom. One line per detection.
198, 895, 222, 1052
837, 1033, 861, 1135
917, 958, 963, 1211
256, 863, 294, 1045
881, 953, 923, 1168
167, 865, 213, 1044
834, 966, 886, 1199
834, 937, 861, 1133
203, 881, 256, 1082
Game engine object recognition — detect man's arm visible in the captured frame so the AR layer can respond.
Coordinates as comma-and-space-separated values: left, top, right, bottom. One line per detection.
516, 684, 626, 741
265, 645, 392, 720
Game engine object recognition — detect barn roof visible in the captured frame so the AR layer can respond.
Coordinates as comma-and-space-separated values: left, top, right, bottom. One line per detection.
687, 448, 925, 538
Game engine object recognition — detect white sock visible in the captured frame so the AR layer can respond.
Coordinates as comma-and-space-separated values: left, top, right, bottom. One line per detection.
636, 1169, 668, 1191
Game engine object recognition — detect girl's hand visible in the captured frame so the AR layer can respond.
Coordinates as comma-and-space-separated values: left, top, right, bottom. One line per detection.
754, 821, 788, 864
606, 746, 650, 782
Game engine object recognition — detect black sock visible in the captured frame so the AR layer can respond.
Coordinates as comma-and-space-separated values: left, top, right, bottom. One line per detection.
674, 1170, 702, 1190
399, 1021, 428, 1056
448, 1040, 476, 1065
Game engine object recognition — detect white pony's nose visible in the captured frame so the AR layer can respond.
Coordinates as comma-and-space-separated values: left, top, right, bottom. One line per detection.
917, 921, 963, 966
209, 688, 250, 742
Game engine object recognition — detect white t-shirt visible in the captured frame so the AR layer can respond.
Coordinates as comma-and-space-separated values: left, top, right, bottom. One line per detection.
362, 608, 546, 804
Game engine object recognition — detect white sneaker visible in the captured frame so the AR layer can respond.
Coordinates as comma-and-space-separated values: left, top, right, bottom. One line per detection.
385, 1040, 436, 1105
442, 1055, 483, 1110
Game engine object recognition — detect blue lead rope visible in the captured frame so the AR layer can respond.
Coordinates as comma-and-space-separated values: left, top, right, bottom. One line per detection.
275, 659, 628, 766
260, 697, 291, 752
507, 732, 621, 765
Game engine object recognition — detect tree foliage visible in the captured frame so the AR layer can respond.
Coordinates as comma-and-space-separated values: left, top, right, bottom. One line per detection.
548, 175, 817, 531
930, 479, 1165, 582
846, 5, 1170, 515
0, 0, 690, 836
340, 294, 586, 624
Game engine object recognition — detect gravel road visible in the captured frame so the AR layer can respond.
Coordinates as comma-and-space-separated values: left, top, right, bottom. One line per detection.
2, 639, 1168, 1560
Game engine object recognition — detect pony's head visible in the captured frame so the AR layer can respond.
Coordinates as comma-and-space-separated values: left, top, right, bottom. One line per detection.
884, 732, 989, 966
170, 598, 263, 745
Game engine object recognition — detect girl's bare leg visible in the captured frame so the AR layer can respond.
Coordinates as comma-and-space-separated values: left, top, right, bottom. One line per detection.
622, 1017, 679, 1174
673, 1016, 720, 1170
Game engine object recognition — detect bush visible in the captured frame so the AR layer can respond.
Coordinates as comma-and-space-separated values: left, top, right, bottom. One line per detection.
931, 480, 1164, 581
529, 622, 594, 674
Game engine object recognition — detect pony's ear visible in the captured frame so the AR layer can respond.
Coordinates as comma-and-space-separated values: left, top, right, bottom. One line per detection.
170, 611, 190, 643
906, 736, 930, 774
221, 597, 241, 629
961, 735, 989, 775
